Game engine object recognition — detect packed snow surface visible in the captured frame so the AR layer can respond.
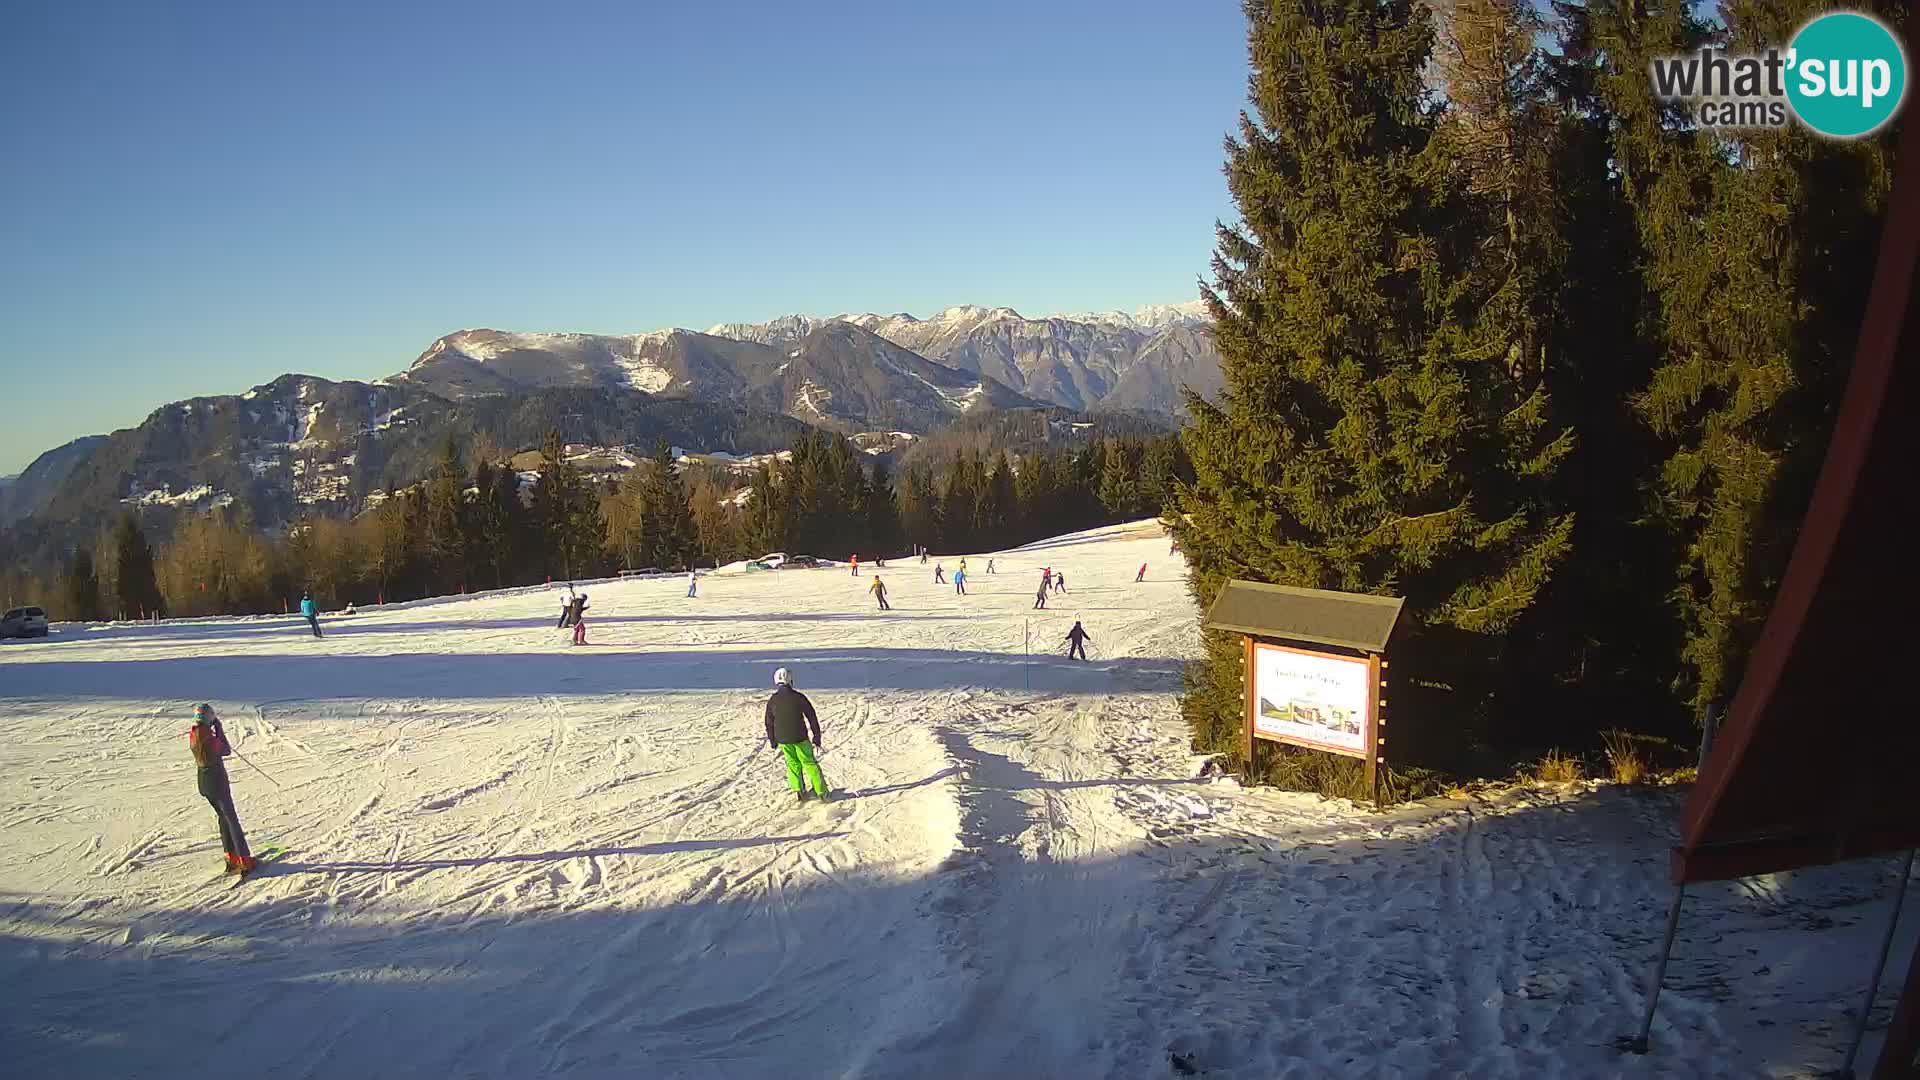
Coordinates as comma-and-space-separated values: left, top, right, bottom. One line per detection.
2, 522, 1911, 1078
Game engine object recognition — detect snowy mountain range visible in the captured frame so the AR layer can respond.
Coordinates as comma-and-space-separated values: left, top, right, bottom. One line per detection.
702, 301, 1218, 415
2, 299, 1214, 567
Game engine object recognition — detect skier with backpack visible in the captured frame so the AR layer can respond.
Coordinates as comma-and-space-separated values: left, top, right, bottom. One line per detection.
300, 591, 321, 637
189, 704, 257, 875
765, 668, 830, 803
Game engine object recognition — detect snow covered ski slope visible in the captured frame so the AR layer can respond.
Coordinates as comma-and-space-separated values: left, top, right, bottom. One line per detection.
2, 521, 1912, 1078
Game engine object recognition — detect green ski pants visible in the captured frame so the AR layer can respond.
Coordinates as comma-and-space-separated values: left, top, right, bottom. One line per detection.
779, 742, 829, 795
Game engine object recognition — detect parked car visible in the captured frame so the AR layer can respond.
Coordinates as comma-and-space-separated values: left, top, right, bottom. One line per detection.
784, 555, 823, 569
0, 606, 50, 639
755, 552, 788, 569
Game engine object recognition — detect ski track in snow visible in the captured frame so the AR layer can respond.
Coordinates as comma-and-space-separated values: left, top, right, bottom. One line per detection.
1, 521, 1912, 1078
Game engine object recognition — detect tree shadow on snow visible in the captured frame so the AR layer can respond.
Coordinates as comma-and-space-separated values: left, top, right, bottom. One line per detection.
278, 832, 849, 875
0, 786, 1912, 1078
5, 646, 1188, 701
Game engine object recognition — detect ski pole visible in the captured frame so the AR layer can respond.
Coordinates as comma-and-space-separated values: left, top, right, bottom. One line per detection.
230, 746, 284, 790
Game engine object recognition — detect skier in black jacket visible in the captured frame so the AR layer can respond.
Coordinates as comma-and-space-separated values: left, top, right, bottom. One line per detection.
765, 668, 830, 803
1065, 621, 1091, 661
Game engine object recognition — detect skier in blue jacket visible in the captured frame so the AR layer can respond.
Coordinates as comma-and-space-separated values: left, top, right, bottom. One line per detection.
300, 592, 322, 638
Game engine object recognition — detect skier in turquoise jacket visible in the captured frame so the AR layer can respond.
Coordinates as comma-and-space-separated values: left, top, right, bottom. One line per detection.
300, 592, 321, 638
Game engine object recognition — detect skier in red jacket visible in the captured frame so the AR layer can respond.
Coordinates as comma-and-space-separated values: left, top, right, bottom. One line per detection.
189, 704, 257, 875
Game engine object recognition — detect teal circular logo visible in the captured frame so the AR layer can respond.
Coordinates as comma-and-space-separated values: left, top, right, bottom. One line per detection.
1786, 11, 1908, 138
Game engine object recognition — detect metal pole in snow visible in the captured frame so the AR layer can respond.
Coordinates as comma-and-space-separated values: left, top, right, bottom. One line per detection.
1837, 848, 1918, 1078
1628, 883, 1687, 1053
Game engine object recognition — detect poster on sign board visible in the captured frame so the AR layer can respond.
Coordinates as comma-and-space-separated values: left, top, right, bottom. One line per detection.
1250, 641, 1371, 758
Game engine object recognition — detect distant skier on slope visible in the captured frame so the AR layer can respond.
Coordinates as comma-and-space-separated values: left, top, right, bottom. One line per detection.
850, 554, 859, 577
987, 558, 995, 574
687, 570, 698, 598
558, 595, 574, 628
1034, 583, 1048, 610
300, 592, 322, 638
1053, 570, 1067, 594
933, 562, 946, 584
870, 576, 890, 610
188, 704, 257, 875
1136, 563, 1148, 583
1065, 621, 1091, 661
765, 667, 830, 803
954, 567, 967, 595
567, 593, 589, 644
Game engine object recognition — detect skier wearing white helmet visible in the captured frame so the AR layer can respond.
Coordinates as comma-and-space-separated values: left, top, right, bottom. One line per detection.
764, 667, 829, 803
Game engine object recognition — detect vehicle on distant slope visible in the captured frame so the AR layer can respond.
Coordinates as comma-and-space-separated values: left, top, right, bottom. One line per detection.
0, 606, 50, 639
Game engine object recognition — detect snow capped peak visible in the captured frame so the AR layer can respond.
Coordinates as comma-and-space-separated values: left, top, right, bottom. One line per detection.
1048, 301, 1210, 330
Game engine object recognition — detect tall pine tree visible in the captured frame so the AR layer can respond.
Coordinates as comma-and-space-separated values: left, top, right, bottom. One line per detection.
1174, 0, 1573, 783
112, 514, 166, 619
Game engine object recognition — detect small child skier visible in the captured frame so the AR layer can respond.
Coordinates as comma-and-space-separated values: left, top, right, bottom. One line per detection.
765, 668, 829, 803
188, 704, 257, 875
569, 594, 590, 644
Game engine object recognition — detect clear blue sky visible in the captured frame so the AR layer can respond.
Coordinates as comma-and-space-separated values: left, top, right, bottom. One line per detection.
0, 1, 1248, 475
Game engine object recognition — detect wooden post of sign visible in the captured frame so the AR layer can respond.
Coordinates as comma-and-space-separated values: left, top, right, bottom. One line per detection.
1366, 653, 1383, 809
1242, 635, 1257, 779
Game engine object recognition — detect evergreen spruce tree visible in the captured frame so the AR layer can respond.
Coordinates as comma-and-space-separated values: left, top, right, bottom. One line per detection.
1584, 0, 1899, 717
112, 514, 166, 619
423, 435, 468, 592
742, 463, 788, 557
1173, 0, 1573, 781
471, 458, 524, 588
1098, 439, 1137, 518
640, 439, 697, 569
982, 453, 1016, 548
899, 465, 940, 551
1015, 453, 1060, 544
63, 547, 102, 622
865, 459, 905, 557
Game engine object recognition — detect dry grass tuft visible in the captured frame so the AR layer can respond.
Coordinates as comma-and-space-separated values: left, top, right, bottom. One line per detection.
1601, 729, 1649, 785
1533, 749, 1584, 785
